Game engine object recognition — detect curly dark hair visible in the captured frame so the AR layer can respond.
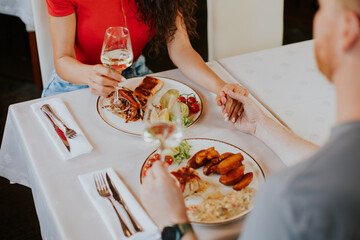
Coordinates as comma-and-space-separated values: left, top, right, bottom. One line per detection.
134, 0, 198, 55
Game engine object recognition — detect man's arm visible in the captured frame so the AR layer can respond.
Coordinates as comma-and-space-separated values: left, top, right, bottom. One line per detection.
225, 91, 318, 165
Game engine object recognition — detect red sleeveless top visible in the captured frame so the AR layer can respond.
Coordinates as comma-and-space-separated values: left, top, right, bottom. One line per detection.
46, 0, 155, 65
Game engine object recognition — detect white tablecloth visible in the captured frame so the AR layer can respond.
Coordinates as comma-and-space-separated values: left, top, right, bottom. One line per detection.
0, 61, 284, 240
0, 0, 34, 29
1, 40, 336, 239
218, 40, 336, 145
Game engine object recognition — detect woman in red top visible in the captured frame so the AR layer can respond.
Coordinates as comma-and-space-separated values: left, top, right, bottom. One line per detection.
43, 0, 244, 120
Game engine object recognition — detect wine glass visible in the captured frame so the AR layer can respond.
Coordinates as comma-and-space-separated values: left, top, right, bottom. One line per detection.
100, 26, 133, 112
143, 95, 184, 163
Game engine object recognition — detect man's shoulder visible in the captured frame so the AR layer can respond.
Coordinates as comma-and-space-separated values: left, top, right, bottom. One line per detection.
240, 125, 360, 240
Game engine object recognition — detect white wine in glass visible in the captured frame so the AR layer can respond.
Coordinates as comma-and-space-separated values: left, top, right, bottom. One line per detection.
143, 96, 183, 162
100, 26, 133, 112
101, 26, 133, 72
101, 49, 133, 72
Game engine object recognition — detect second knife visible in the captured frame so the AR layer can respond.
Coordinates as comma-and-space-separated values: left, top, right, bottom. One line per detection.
106, 173, 143, 232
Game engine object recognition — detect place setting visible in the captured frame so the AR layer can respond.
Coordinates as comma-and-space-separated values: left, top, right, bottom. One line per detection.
30, 97, 93, 160
79, 168, 161, 239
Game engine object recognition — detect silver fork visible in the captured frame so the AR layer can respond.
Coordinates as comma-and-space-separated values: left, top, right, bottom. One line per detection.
41, 104, 77, 139
94, 173, 132, 237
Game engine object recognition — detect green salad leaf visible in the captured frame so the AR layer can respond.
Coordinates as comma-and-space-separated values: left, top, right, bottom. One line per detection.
170, 140, 192, 165
183, 116, 193, 127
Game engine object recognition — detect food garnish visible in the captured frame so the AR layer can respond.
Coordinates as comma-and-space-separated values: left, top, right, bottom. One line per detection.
161, 90, 200, 127
150, 108, 170, 123
177, 93, 200, 114
170, 139, 192, 165
142, 140, 192, 176
160, 89, 179, 109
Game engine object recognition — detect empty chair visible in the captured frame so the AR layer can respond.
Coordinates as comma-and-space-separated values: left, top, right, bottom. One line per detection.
31, 0, 54, 88
207, 0, 284, 60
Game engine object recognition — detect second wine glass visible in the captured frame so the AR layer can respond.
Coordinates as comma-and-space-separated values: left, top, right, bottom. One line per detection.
143, 95, 184, 163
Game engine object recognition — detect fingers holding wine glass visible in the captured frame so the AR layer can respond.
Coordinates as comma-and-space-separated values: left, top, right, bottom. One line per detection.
88, 64, 125, 96
93, 64, 126, 83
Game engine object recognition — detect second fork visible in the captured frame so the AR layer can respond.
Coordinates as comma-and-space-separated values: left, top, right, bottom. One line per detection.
94, 173, 132, 237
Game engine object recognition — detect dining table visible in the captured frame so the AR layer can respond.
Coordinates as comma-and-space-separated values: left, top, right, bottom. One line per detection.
0, 40, 336, 240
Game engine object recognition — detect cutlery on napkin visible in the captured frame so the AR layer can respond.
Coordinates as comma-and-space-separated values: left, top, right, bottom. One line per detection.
79, 168, 161, 239
31, 97, 93, 160
41, 107, 71, 152
106, 173, 143, 232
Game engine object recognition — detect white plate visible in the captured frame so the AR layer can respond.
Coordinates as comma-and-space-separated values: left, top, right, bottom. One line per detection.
97, 76, 202, 136
140, 138, 265, 224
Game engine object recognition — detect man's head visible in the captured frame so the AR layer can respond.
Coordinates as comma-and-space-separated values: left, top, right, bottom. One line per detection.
314, 0, 360, 80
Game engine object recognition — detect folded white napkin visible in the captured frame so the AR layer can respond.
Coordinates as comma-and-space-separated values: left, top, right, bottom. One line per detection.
78, 168, 161, 240
31, 97, 93, 160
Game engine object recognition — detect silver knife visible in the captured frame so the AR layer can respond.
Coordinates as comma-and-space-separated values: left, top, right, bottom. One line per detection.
41, 108, 71, 152
106, 173, 143, 232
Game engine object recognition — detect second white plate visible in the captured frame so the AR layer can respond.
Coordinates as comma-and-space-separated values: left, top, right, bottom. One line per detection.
141, 138, 265, 224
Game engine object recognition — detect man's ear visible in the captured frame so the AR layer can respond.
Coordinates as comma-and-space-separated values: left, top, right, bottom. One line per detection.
341, 10, 360, 52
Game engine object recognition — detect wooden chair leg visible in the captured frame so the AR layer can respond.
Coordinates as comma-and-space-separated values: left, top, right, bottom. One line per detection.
28, 31, 43, 89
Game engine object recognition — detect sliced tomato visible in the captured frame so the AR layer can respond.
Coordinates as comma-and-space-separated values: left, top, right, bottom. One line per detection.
146, 158, 156, 167
189, 103, 200, 113
177, 96, 186, 103
164, 155, 174, 165
153, 153, 161, 160
187, 96, 197, 105
142, 166, 150, 177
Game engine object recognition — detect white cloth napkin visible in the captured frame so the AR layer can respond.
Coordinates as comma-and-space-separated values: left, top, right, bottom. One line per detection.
78, 168, 161, 240
31, 97, 93, 160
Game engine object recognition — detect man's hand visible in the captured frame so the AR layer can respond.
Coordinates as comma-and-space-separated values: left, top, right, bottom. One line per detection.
87, 64, 125, 96
216, 84, 249, 123
223, 91, 267, 135
140, 161, 189, 230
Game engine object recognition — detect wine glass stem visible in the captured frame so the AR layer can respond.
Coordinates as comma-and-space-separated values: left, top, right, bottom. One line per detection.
159, 141, 165, 162
115, 86, 120, 102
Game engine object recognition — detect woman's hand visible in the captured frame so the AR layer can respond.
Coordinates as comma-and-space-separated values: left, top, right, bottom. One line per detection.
223, 91, 267, 135
216, 84, 249, 123
87, 64, 125, 96
140, 161, 189, 230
